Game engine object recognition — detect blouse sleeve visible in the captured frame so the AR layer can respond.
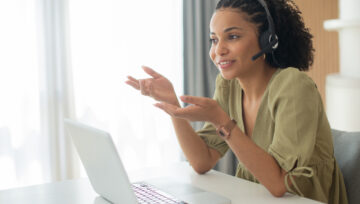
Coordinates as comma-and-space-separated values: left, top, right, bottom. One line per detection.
267, 69, 320, 195
196, 74, 230, 157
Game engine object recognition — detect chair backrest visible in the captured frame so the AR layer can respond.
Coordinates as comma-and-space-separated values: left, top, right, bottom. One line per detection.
331, 129, 360, 204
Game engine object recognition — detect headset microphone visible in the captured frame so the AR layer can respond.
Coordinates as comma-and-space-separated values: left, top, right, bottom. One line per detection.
252, 49, 267, 61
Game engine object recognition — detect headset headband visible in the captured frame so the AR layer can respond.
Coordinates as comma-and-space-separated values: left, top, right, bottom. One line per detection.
257, 0, 276, 36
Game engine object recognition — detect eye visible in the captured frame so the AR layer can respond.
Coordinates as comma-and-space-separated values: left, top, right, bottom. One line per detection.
229, 34, 240, 40
209, 38, 218, 44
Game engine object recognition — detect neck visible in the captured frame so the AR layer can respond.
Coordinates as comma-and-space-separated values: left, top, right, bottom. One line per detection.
236, 63, 277, 102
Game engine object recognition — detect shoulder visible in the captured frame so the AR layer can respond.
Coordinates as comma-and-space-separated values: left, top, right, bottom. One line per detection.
269, 67, 317, 95
273, 67, 315, 86
267, 67, 321, 112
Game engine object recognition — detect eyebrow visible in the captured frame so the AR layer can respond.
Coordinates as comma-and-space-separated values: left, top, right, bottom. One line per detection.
210, 27, 243, 35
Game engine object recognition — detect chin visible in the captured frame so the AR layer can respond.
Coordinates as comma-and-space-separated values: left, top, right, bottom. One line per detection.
219, 70, 236, 80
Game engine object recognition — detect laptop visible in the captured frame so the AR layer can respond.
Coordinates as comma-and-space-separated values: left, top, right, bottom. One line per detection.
64, 119, 231, 204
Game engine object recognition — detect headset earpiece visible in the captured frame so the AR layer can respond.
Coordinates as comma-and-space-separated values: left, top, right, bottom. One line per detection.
252, 31, 278, 61
259, 30, 272, 53
260, 30, 279, 52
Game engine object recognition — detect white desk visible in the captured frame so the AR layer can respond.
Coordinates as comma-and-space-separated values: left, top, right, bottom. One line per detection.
0, 162, 322, 204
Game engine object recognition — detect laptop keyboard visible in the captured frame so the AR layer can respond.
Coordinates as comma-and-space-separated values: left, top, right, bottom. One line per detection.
132, 183, 188, 204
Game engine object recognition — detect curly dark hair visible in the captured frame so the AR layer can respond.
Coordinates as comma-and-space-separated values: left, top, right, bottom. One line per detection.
215, 0, 314, 71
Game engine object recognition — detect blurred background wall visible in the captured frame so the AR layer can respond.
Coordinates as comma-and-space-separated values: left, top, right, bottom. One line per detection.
294, 0, 339, 107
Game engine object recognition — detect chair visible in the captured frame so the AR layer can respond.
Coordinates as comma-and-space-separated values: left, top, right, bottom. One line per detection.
332, 129, 360, 204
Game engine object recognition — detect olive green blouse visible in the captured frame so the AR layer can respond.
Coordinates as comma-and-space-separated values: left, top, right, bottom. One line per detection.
197, 68, 348, 204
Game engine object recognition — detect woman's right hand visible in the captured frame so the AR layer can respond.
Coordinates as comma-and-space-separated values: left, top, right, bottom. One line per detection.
125, 66, 180, 107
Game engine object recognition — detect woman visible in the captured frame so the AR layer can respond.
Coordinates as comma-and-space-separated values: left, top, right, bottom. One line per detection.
126, 0, 348, 203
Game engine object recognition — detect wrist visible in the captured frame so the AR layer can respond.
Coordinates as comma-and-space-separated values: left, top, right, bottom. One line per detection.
166, 93, 180, 107
216, 119, 237, 140
213, 112, 231, 128
169, 97, 180, 107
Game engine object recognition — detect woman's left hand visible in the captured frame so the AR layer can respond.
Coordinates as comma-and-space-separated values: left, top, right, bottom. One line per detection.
154, 95, 230, 127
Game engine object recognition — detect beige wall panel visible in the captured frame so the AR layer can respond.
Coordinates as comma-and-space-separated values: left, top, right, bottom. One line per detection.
293, 0, 339, 107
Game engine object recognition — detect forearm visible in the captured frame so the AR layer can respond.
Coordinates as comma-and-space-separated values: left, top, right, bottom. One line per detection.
170, 117, 217, 173
226, 127, 287, 197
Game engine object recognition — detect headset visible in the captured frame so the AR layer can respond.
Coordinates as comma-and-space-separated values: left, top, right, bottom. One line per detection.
252, 0, 279, 63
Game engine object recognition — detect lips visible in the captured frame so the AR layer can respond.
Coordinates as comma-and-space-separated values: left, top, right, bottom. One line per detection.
217, 60, 235, 69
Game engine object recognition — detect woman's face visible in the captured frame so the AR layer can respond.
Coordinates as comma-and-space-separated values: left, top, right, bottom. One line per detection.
209, 8, 263, 80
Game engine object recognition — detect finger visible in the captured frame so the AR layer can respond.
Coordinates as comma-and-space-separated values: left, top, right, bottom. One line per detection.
180, 95, 210, 106
175, 105, 209, 122
142, 66, 163, 79
155, 103, 202, 121
125, 80, 140, 90
174, 104, 202, 118
126, 76, 140, 89
127, 75, 138, 83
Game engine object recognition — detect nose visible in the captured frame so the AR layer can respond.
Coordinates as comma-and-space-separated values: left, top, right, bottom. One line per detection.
215, 40, 228, 56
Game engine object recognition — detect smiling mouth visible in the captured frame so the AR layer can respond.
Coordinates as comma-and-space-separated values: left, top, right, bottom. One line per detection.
218, 60, 235, 69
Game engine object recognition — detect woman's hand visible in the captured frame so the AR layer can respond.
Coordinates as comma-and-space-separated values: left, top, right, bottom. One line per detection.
154, 95, 230, 127
125, 66, 179, 106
